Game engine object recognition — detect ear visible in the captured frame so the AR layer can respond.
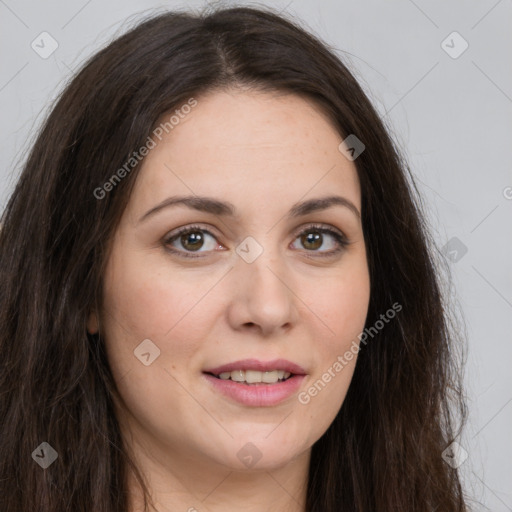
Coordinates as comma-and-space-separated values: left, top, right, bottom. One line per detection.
87, 310, 99, 335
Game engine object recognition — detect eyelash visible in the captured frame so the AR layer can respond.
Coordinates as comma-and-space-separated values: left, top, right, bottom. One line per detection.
163, 223, 350, 259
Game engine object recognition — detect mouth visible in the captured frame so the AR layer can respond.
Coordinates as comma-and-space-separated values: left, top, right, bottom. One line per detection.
204, 369, 294, 385
202, 358, 307, 406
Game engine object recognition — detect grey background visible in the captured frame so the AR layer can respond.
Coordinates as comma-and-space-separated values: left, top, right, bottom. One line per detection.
1, 0, 511, 509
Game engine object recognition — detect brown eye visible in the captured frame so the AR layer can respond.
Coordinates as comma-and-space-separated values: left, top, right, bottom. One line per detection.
164, 225, 220, 258
291, 225, 349, 256
179, 231, 205, 251
300, 231, 323, 250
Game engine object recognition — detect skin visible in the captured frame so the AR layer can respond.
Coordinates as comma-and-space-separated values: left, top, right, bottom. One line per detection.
88, 89, 370, 512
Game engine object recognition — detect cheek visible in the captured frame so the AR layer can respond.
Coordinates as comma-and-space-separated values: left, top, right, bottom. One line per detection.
299, 259, 370, 410
308, 261, 370, 350
98, 251, 219, 433
100, 247, 221, 377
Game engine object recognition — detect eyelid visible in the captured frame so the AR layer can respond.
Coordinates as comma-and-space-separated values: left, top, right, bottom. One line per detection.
163, 223, 222, 252
163, 222, 349, 258
289, 222, 350, 259
290, 222, 346, 241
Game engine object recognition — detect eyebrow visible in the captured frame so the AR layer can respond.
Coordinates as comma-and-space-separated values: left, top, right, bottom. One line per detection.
138, 194, 361, 223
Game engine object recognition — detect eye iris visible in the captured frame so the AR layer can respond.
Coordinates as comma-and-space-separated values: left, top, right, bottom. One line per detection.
181, 231, 204, 251
301, 231, 322, 250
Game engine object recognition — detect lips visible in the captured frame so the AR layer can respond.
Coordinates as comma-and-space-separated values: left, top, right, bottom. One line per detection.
203, 358, 307, 376
202, 358, 307, 406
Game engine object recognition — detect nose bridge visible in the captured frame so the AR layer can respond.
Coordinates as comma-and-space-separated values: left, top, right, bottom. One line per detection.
230, 234, 298, 333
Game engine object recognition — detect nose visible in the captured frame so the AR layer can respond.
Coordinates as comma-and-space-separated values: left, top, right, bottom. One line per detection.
226, 249, 299, 337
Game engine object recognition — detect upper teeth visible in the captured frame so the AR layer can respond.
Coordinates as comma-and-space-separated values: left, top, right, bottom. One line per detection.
217, 370, 292, 383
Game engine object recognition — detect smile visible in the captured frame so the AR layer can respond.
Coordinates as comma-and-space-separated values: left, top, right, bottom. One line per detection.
210, 369, 292, 384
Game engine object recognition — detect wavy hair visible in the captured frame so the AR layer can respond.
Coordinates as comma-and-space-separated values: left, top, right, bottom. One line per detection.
0, 5, 467, 511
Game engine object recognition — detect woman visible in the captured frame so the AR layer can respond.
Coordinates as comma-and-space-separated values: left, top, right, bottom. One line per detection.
0, 5, 467, 511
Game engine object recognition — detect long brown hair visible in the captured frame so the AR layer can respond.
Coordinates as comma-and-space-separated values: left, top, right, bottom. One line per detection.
0, 5, 467, 511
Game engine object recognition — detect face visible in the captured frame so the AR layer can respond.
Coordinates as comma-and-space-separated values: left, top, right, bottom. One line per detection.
88, 89, 370, 474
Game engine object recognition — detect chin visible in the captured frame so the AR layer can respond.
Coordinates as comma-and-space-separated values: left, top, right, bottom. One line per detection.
208, 433, 309, 472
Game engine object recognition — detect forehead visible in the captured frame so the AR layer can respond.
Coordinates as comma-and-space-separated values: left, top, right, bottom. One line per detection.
130, 90, 361, 215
